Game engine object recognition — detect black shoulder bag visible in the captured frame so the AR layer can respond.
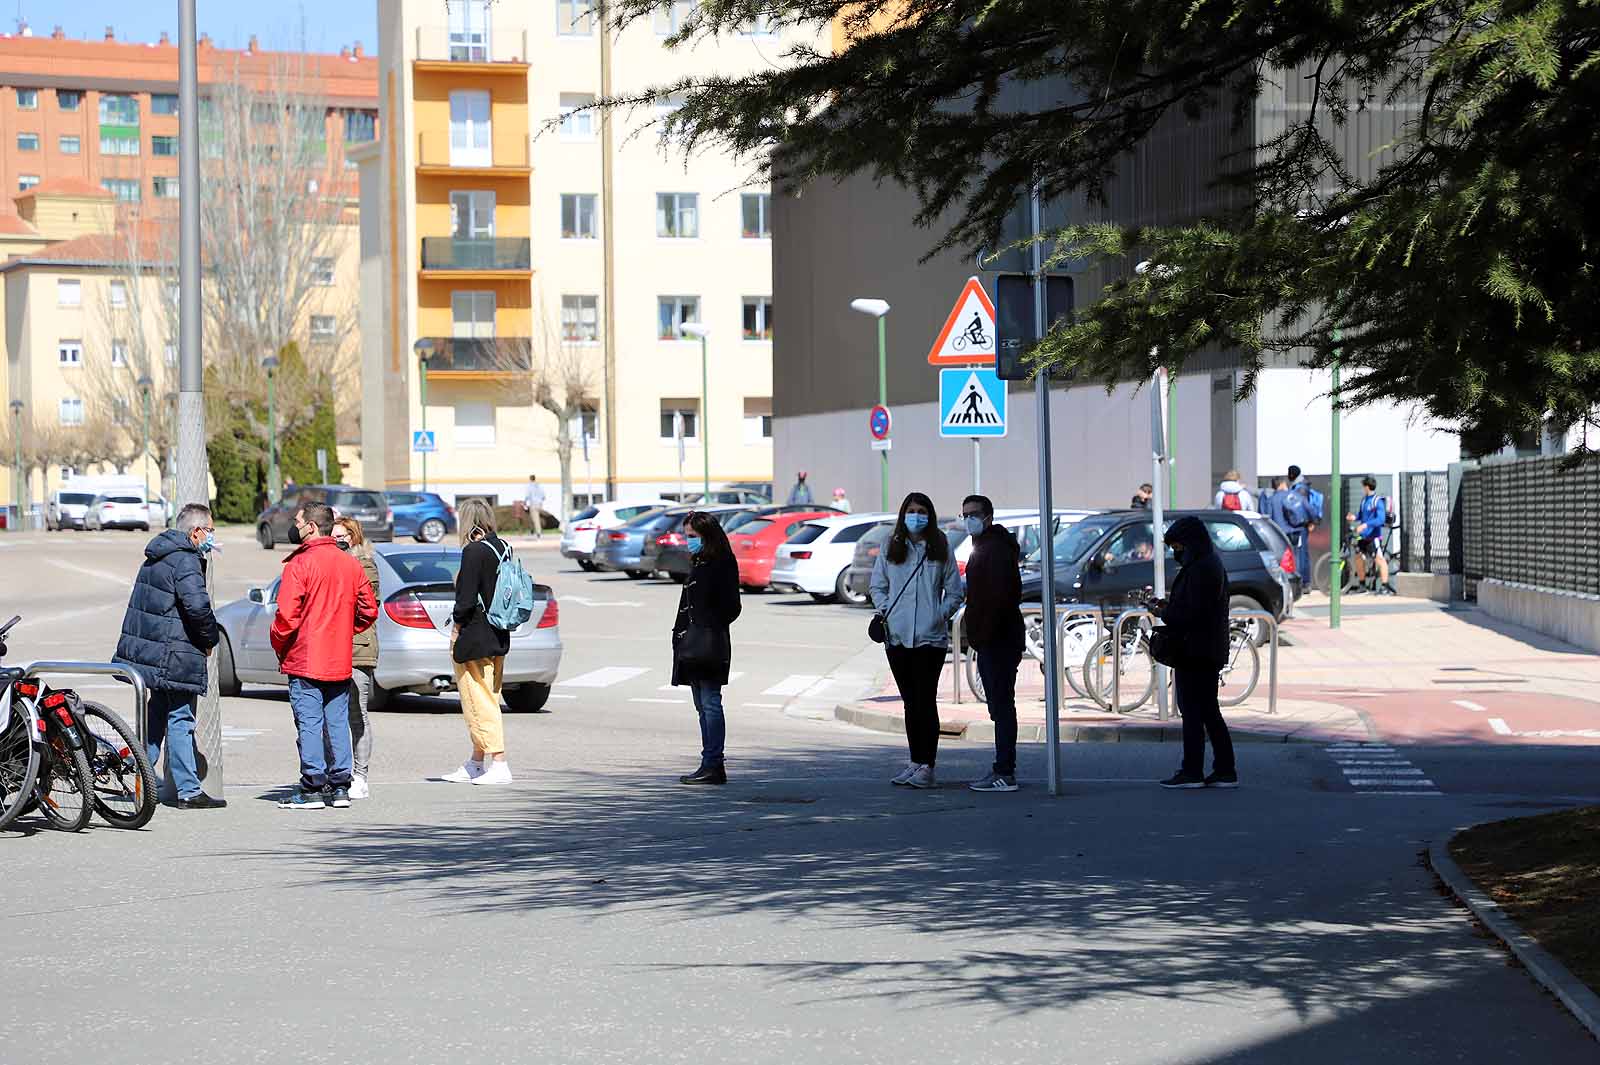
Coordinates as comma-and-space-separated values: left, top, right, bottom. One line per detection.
675, 571, 730, 671
868, 556, 926, 644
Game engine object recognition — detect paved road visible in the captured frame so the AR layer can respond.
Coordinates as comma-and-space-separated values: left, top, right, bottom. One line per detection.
2, 528, 1597, 1063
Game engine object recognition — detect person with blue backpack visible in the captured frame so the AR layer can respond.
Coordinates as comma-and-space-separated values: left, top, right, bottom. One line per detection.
1282, 464, 1325, 584
1347, 476, 1397, 595
440, 498, 534, 786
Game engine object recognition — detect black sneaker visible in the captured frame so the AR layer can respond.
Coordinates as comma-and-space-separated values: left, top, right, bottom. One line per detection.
678, 765, 727, 785
1159, 771, 1206, 790
174, 793, 228, 809
1204, 770, 1239, 789
328, 787, 351, 809
278, 789, 326, 810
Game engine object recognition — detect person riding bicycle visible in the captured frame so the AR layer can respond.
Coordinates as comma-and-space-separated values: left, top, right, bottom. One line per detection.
1347, 476, 1397, 595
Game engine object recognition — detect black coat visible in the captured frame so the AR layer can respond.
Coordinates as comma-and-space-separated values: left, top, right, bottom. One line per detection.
452, 535, 514, 663
963, 524, 1024, 652
671, 552, 742, 686
1159, 516, 1230, 671
113, 529, 218, 693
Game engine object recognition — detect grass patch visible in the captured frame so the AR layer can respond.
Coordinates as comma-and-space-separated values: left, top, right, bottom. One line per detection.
1450, 806, 1600, 993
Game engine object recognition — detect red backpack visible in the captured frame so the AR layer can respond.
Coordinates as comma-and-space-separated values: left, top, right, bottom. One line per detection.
1221, 490, 1243, 511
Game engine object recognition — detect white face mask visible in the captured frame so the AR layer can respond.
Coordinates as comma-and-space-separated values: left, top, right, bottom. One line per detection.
963, 515, 986, 536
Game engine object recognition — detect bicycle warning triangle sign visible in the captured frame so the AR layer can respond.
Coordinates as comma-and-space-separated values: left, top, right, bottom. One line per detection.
927, 276, 997, 366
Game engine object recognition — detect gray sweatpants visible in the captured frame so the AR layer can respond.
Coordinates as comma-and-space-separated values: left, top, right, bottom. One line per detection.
349, 667, 374, 778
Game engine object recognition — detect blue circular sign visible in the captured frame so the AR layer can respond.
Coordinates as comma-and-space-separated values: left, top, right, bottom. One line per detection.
869, 405, 892, 440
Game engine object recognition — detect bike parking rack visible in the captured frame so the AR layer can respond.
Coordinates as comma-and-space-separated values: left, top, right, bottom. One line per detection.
1110, 608, 1280, 718
950, 606, 968, 703
1229, 610, 1280, 716
21, 662, 148, 743
954, 603, 1108, 704
1110, 608, 1156, 718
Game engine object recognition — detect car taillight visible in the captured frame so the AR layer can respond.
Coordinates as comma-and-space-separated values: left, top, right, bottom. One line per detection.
537, 597, 559, 628
791, 551, 813, 560
386, 509, 395, 524
573, 522, 595, 532
1280, 545, 1297, 575
102, 503, 115, 510
383, 592, 435, 629
608, 531, 628, 542
447, 505, 456, 516
656, 532, 687, 548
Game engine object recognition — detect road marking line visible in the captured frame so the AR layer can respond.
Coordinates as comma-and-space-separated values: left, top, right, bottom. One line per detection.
1331, 759, 1413, 766
561, 596, 644, 607
1513, 729, 1600, 739
557, 666, 650, 688
1452, 699, 1487, 712
547, 694, 578, 700
1347, 779, 1436, 787
629, 697, 687, 705
659, 672, 742, 691
1343, 768, 1425, 777
1354, 790, 1444, 796
45, 557, 131, 583
1488, 717, 1513, 735
763, 674, 823, 697
742, 702, 783, 709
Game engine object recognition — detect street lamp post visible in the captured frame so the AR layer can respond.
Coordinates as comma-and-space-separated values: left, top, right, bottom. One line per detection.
137, 374, 153, 509
261, 356, 281, 501
8, 399, 21, 533
1330, 329, 1343, 630
414, 339, 436, 492
850, 298, 891, 511
679, 322, 711, 498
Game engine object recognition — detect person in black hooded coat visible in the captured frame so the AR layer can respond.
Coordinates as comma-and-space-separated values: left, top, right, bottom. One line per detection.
1152, 515, 1237, 789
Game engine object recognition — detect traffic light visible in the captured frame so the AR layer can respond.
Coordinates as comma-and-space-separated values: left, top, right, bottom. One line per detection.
994, 274, 1074, 380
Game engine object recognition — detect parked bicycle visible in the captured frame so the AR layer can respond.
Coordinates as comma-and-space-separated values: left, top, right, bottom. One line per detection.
1314, 527, 1400, 595
0, 615, 41, 832
1081, 617, 1261, 712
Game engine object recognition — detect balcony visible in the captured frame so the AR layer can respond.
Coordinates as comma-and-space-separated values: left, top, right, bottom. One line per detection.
415, 131, 531, 176
416, 336, 532, 378
414, 26, 531, 71
419, 237, 532, 279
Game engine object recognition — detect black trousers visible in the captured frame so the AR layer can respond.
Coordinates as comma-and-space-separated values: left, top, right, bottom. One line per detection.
975, 643, 1021, 776
886, 643, 946, 766
1175, 664, 1235, 777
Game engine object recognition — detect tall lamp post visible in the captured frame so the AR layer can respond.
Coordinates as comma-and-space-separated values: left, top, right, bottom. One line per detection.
137, 374, 153, 512
8, 399, 22, 532
414, 338, 435, 491
849, 298, 891, 511
679, 322, 711, 498
261, 355, 281, 501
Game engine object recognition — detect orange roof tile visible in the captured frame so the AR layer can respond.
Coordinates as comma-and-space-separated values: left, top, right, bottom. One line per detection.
0, 221, 174, 271
0, 212, 39, 236
14, 176, 113, 201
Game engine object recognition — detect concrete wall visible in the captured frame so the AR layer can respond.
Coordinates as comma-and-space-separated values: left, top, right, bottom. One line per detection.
1477, 578, 1600, 654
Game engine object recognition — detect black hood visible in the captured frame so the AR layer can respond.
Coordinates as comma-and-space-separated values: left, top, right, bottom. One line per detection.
1163, 515, 1214, 564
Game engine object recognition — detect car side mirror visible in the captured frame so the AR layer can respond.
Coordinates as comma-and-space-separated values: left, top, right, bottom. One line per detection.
248, 587, 265, 604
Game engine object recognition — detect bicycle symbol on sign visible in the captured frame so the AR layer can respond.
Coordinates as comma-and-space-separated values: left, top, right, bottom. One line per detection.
950, 312, 991, 352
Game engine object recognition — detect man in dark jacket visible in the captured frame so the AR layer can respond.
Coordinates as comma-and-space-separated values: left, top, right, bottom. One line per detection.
960, 495, 1024, 792
1151, 515, 1237, 789
114, 502, 226, 809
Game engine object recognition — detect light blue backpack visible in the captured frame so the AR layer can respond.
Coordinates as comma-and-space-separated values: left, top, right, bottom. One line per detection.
480, 539, 535, 630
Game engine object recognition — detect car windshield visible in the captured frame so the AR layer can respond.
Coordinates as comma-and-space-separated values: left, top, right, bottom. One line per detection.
721, 510, 763, 532
1030, 515, 1123, 565
383, 551, 462, 584
109, 496, 143, 504
60, 493, 95, 505
572, 506, 599, 522
329, 490, 384, 510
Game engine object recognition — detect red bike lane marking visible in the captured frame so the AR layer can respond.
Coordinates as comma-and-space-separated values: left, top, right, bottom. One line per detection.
1287, 686, 1600, 746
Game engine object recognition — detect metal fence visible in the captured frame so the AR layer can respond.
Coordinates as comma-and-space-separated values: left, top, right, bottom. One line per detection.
1459, 453, 1600, 599
1399, 470, 1451, 574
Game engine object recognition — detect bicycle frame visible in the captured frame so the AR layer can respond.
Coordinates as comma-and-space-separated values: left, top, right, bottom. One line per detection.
1112, 607, 1280, 715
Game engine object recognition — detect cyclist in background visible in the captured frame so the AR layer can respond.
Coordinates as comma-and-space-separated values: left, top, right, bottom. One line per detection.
1347, 476, 1397, 595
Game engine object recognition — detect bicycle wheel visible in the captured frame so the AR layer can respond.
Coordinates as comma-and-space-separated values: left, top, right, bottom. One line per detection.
80, 701, 157, 829
0, 698, 41, 832
1082, 633, 1154, 712
35, 732, 95, 832
1217, 634, 1261, 707
965, 651, 986, 702
1059, 619, 1100, 700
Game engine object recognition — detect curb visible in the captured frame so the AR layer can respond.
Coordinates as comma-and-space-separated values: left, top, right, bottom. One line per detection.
1428, 844, 1600, 1042
835, 703, 1331, 745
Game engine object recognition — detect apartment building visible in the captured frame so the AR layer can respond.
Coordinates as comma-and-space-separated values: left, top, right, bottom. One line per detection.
363, 0, 817, 511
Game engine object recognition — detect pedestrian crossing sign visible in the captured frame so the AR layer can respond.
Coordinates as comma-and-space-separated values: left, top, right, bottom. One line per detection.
412, 430, 436, 452
927, 276, 997, 366
939, 367, 1007, 438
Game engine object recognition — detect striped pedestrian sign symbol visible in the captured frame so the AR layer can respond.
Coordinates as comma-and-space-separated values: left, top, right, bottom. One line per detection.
939, 368, 1007, 438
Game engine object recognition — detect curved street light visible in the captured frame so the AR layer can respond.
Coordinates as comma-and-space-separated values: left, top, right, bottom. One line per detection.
678, 322, 711, 497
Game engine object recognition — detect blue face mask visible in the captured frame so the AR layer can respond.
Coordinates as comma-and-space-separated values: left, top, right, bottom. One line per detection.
904, 513, 929, 534
686, 536, 704, 555
963, 515, 986, 536
196, 531, 215, 554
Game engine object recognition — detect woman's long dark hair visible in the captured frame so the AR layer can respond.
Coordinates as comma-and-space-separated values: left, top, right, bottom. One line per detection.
686, 511, 733, 563
885, 491, 948, 565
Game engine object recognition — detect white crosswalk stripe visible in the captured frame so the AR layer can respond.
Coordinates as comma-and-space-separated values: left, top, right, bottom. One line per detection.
659, 672, 742, 691
762, 674, 824, 697
557, 666, 651, 688
1326, 743, 1440, 795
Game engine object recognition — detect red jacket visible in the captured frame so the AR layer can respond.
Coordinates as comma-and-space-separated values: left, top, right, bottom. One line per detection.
270, 537, 379, 681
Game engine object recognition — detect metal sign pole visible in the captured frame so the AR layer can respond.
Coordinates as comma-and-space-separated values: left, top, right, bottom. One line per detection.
973, 438, 981, 495
1030, 181, 1062, 796
1150, 365, 1170, 721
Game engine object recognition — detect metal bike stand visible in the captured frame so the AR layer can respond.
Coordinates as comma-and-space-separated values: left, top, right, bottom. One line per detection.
950, 606, 967, 704
1229, 609, 1280, 715
1110, 608, 1156, 718
22, 662, 149, 743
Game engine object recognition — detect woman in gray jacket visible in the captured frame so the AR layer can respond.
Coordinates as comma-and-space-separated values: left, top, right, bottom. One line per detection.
870, 491, 964, 788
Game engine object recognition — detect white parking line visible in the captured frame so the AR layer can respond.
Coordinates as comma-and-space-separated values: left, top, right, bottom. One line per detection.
629, 697, 687, 705
547, 693, 578, 701
1452, 699, 1487, 712
659, 672, 742, 691
763, 674, 823, 697
742, 702, 783, 709
557, 666, 650, 688
45, 558, 132, 584
1488, 717, 1513, 735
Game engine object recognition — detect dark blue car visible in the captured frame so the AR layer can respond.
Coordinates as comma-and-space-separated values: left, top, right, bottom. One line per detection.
385, 490, 458, 544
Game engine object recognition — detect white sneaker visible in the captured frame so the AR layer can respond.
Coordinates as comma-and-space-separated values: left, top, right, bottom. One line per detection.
890, 762, 918, 786
471, 759, 513, 786
437, 760, 483, 783
906, 764, 936, 789
348, 775, 370, 800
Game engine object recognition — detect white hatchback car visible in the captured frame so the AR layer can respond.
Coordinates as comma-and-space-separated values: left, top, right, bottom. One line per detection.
561, 500, 674, 570
770, 513, 896, 602
84, 494, 152, 531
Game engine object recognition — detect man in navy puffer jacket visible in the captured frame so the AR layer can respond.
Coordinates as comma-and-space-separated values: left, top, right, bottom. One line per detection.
114, 502, 226, 809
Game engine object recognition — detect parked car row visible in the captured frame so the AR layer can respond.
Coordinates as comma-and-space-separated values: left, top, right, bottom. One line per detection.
255, 487, 460, 549
46, 489, 172, 531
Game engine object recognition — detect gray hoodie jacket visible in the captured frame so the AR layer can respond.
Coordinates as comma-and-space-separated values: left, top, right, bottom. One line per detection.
869, 538, 964, 649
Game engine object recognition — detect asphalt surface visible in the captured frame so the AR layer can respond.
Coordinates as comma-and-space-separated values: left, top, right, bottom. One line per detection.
2, 527, 1598, 1063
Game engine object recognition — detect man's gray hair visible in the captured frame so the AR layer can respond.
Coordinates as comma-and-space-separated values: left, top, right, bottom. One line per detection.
176, 503, 213, 535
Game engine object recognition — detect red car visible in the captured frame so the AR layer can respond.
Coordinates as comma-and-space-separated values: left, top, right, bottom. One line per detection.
731, 510, 839, 590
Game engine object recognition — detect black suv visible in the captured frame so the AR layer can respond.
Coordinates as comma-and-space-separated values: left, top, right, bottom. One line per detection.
256, 485, 394, 549
1021, 509, 1300, 629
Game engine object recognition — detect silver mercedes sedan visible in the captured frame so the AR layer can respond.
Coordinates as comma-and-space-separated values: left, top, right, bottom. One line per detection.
213, 542, 562, 712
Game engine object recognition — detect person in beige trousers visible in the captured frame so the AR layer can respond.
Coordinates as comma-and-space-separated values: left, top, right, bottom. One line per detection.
438, 498, 515, 785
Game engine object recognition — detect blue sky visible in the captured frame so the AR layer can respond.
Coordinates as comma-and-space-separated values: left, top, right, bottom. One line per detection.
14, 0, 378, 54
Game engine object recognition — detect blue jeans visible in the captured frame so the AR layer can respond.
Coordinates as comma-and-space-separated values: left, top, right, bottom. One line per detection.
1289, 528, 1311, 588
288, 675, 352, 791
975, 644, 1022, 776
145, 689, 202, 800
689, 682, 725, 768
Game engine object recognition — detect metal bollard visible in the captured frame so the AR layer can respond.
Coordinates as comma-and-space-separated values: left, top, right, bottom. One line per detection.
22, 661, 149, 743
950, 606, 966, 704
1110, 608, 1154, 716
1229, 608, 1280, 715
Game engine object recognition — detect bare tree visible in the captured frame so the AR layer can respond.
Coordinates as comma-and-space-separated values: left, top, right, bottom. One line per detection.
531, 295, 602, 520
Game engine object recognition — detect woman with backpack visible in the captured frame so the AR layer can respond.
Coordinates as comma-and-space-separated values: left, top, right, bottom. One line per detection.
439, 498, 515, 786
333, 516, 379, 799
869, 492, 964, 789
671, 512, 743, 785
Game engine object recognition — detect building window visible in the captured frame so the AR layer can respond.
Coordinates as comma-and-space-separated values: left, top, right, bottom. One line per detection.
112, 397, 131, 425
744, 398, 774, 443
653, 0, 696, 34
17, 175, 39, 192
57, 89, 82, 111
58, 340, 84, 366
657, 296, 699, 340
151, 134, 178, 157
152, 177, 180, 199
742, 296, 773, 341
560, 193, 596, 238
578, 401, 599, 442
344, 110, 376, 143
16, 88, 37, 110
659, 400, 699, 441
656, 192, 698, 238
449, 0, 493, 60
164, 342, 178, 366
742, 193, 771, 238
110, 281, 128, 308
59, 134, 80, 155
561, 295, 599, 342
310, 315, 338, 341
452, 291, 496, 338
59, 398, 85, 426
100, 133, 140, 156
448, 90, 492, 167
456, 400, 496, 447
99, 93, 140, 126
558, 94, 595, 140
313, 258, 336, 285
111, 340, 129, 367
58, 280, 82, 308
102, 178, 140, 203
17, 132, 39, 152
557, 0, 595, 36
151, 93, 179, 116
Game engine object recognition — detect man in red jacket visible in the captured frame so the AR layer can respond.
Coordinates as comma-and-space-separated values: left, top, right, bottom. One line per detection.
271, 501, 378, 810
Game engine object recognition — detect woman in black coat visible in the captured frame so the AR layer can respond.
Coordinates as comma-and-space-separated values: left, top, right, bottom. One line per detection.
671, 511, 742, 785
